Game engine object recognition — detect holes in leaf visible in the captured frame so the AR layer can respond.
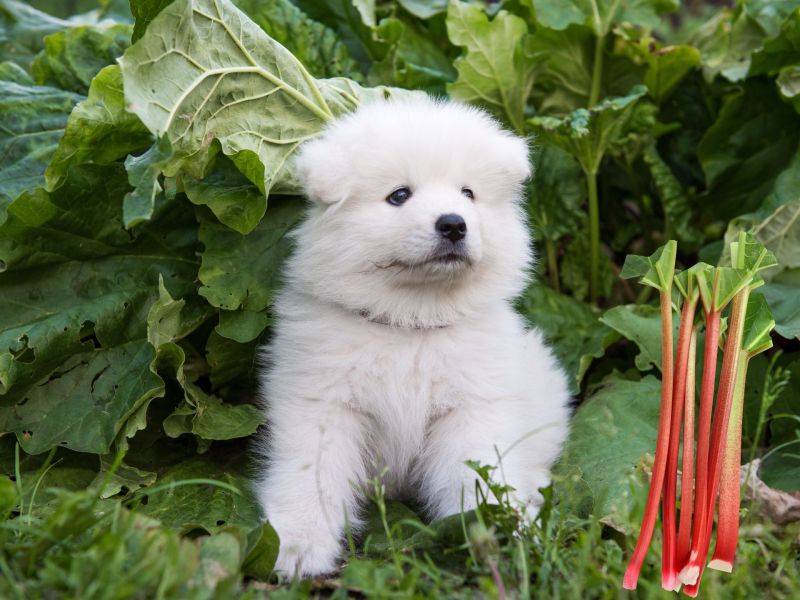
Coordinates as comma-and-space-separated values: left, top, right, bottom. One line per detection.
16, 397, 28, 407
79, 320, 101, 349
90, 365, 110, 393
10, 335, 35, 363
216, 520, 226, 526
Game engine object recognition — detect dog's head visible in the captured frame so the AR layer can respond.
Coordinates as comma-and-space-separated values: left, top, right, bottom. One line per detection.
288, 96, 533, 328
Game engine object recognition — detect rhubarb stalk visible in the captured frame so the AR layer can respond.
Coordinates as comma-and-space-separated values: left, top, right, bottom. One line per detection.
677, 266, 720, 587
662, 274, 699, 591
676, 326, 698, 570
709, 294, 775, 573
679, 233, 777, 591
620, 241, 677, 590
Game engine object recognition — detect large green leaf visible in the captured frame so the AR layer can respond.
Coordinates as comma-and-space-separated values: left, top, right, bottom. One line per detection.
294, 0, 385, 69
0, 78, 81, 223
183, 154, 265, 235
446, 0, 534, 133
197, 198, 304, 312
554, 374, 661, 529
517, 284, 617, 393
0, 166, 200, 454
528, 144, 586, 242
531, 0, 678, 36
45, 65, 153, 192
697, 79, 800, 221
642, 143, 702, 247
368, 15, 456, 94
129, 0, 175, 41
615, 27, 701, 104
760, 269, 800, 340
120, 0, 412, 209
137, 455, 262, 534
750, 8, 800, 76
232, 0, 361, 79
745, 0, 800, 37
0, 0, 99, 69
691, 7, 767, 82
528, 24, 593, 115
600, 304, 678, 372
31, 23, 132, 94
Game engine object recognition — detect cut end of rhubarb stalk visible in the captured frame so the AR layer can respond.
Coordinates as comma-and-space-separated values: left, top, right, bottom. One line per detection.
622, 569, 639, 590
684, 582, 700, 598
707, 558, 733, 573
674, 582, 683, 593
662, 572, 678, 591
678, 564, 700, 586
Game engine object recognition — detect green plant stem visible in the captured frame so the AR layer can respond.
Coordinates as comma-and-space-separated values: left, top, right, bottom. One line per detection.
587, 170, 600, 302
545, 239, 560, 292
589, 34, 604, 107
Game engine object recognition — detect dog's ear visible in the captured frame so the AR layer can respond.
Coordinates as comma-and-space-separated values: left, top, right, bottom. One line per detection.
496, 133, 532, 185
293, 136, 352, 205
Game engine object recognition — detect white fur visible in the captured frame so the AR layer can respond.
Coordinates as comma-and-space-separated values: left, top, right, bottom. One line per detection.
254, 96, 571, 577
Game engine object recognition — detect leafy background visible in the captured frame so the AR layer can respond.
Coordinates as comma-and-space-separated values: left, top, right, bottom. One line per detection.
1, 0, 799, 598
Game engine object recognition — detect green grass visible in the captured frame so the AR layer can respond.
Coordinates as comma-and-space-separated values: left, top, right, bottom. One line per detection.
1, 450, 798, 600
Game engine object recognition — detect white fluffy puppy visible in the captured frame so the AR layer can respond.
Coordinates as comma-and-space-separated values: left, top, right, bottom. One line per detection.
255, 95, 570, 577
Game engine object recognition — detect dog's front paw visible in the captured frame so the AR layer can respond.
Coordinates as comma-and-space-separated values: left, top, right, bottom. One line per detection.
272, 525, 342, 578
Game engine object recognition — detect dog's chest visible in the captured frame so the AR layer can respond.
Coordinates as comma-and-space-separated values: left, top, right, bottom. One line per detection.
343, 331, 462, 422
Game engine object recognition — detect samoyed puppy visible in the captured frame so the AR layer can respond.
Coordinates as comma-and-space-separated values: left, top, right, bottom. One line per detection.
255, 95, 570, 577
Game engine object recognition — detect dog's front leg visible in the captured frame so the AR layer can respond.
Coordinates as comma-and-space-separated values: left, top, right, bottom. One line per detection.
416, 401, 557, 522
258, 402, 367, 577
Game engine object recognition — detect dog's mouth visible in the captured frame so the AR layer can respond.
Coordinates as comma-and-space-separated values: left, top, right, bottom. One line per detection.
424, 252, 470, 265
374, 250, 472, 272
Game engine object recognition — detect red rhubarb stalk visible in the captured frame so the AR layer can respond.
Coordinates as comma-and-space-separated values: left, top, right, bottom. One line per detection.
709, 293, 775, 572
662, 294, 698, 590
623, 285, 675, 590
676, 326, 698, 571
679, 286, 751, 589
677, 302, 720, 586
707, 350, 748, 573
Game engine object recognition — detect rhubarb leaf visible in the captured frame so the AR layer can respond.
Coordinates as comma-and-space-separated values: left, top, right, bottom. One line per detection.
615, 28, 701, 104
197, 198, 304, 312
45, 65, 153, 192
619, 240, 677, 292
232, 0, 361, 79
517, 285, 617, 394
0, 78, 82, 222
137, 455, 261, 534
0, 166, 200, 454
600, 304, 679, 372
528, 145, 586, 242
742, 293, 776, 356
183, 154, 266, 235
446, 0, 534, 133
530, 0, 678, 35
530, 86, 648, 175
698, 80, 800, 220
555, 374, 662, 529
120, 0, 414, 207
31, 23, 132, 94
761, 269, 800, 339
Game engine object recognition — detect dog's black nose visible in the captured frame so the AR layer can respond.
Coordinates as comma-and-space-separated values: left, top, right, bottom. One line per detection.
435, 213, 467, 242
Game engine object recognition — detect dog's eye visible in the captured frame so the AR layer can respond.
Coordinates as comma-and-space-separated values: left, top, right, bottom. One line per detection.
387, 187, 412, 206
461, 187, 475, 200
